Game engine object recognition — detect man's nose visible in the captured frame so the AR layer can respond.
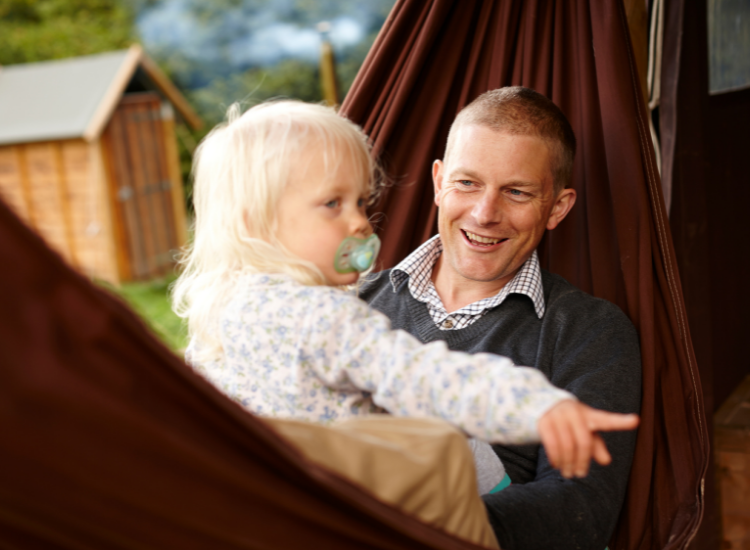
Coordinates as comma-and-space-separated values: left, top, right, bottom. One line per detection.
471, 190, 502, 226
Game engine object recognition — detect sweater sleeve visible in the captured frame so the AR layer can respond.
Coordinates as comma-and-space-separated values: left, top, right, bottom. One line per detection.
482, 296, 642, 550
299, 287, 574, 444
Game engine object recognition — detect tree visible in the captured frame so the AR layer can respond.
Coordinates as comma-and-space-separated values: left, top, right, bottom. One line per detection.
0, 0, 136, 66
172, 58, 321, 207
188, 59, 322, 124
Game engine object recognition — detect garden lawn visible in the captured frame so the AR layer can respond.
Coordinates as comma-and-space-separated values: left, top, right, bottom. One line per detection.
102, 275, 188, 352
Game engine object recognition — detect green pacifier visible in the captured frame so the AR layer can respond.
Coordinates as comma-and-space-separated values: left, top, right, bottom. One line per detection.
333, 234, 381, 274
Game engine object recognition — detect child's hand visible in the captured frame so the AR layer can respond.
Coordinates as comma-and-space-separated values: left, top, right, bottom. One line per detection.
537, 400, 639, 479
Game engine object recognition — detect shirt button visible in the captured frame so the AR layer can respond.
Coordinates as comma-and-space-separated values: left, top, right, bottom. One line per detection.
442, 319, 454, 329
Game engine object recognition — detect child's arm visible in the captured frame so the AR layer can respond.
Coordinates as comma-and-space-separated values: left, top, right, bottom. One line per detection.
300, 289, 638, 467
537, 399, 638, 478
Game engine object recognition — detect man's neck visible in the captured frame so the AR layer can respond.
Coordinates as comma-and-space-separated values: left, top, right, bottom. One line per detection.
430, 256, 516, 313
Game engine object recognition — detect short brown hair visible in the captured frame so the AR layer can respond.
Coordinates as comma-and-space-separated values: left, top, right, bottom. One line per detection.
444, 87, 576, 192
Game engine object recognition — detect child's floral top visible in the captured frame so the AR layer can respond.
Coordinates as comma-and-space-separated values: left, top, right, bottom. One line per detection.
186, 273, 573, 444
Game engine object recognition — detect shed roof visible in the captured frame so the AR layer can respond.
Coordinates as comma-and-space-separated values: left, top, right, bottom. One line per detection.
0, 45, 201, 146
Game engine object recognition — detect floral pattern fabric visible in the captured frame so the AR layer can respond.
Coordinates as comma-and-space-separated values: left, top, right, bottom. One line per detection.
187, 273, 573, 444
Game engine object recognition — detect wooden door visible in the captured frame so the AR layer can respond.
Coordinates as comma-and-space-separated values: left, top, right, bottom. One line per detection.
102, 93, 179, 280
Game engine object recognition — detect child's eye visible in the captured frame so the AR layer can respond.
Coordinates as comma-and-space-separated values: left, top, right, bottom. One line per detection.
357, 198, 366, 208
325, 199, 341, 208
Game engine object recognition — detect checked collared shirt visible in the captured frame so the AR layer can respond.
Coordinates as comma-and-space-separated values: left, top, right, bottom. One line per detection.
389, 235, 545, 330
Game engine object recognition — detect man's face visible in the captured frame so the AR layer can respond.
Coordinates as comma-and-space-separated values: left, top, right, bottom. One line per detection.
433, 124, 576, 291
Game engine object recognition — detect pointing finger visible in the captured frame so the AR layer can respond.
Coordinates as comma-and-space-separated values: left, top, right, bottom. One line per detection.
586, 409, 639, 432
592, 435, 612, 466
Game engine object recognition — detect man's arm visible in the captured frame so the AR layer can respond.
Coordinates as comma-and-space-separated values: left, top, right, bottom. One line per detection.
484, 295, 641, 550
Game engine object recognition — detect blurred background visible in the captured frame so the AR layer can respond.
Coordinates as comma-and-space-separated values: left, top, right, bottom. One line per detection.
0, 0, 397, 350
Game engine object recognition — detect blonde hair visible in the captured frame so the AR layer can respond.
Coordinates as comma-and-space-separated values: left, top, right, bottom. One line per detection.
172, 100, 380, 362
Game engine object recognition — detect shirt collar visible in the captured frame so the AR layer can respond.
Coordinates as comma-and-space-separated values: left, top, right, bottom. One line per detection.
390, 235, 546, 318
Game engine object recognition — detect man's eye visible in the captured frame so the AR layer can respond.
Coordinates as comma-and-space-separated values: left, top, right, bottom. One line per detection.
458, 180, 473, 186
509, 189, 524, 196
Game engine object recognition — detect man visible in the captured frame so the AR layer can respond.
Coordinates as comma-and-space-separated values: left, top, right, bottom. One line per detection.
360, 87, 641, 550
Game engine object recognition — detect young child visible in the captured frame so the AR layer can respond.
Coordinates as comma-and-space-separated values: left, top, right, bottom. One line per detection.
172, 100, 637, 495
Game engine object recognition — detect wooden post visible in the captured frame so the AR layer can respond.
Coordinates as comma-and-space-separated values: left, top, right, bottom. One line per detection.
318, 22, 340, 107
161, 102, 189, 250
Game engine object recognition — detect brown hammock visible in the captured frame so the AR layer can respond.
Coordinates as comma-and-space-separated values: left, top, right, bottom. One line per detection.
341, 1, 708, 549
0, 195, 492, 549
0, 1, 707, 549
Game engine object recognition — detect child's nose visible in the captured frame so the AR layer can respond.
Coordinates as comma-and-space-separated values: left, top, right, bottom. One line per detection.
352, 212, 371, 236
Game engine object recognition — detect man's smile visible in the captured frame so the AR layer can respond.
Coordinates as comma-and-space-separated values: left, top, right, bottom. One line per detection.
461, 229, 509, 249
433, 127, 573, 299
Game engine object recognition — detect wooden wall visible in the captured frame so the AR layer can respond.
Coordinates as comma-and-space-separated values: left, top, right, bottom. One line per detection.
100, 93, 187, 282
663, 0, 750, 547
0, 139, 120, 283
0, 94, 190, 285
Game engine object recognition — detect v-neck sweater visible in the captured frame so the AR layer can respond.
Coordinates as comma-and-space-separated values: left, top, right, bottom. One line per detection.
360, 268, 642, 550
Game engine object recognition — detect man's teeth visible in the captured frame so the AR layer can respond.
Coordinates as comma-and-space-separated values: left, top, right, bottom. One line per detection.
465, 231, 501, 245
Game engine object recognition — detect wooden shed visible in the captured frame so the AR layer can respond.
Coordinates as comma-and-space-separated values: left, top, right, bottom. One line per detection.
0, 45, 202, 284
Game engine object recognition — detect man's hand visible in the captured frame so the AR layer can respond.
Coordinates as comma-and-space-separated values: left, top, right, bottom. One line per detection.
537, 400, 639, 479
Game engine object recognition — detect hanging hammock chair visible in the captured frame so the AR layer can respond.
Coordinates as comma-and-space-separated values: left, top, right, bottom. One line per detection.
341, 1, 708, 549
0, 1, 707, 549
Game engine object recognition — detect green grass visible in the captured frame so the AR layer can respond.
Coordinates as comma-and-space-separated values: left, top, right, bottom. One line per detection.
102, 275, 188, 352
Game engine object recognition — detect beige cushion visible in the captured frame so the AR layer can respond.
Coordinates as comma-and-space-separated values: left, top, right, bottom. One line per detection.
266, 415, 499, 549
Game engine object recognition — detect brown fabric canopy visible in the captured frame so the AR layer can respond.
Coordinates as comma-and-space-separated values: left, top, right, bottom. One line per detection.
0, 196, 495, 549
0, 1, 709, 548
341, 1, 709, 548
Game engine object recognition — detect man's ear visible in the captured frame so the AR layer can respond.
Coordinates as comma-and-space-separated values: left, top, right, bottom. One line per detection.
546, 188, 577, 230
432, 160, 444, 207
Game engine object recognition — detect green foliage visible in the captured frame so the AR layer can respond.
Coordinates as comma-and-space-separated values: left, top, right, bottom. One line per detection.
189, 58, 322, 124
172, 59, 322, 210
0, 0, 391, 212
102, 275, 188, 352
0, 0, 136, 66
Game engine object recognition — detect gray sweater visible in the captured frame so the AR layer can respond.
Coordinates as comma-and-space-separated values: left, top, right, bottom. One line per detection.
360, 269, 641, 550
